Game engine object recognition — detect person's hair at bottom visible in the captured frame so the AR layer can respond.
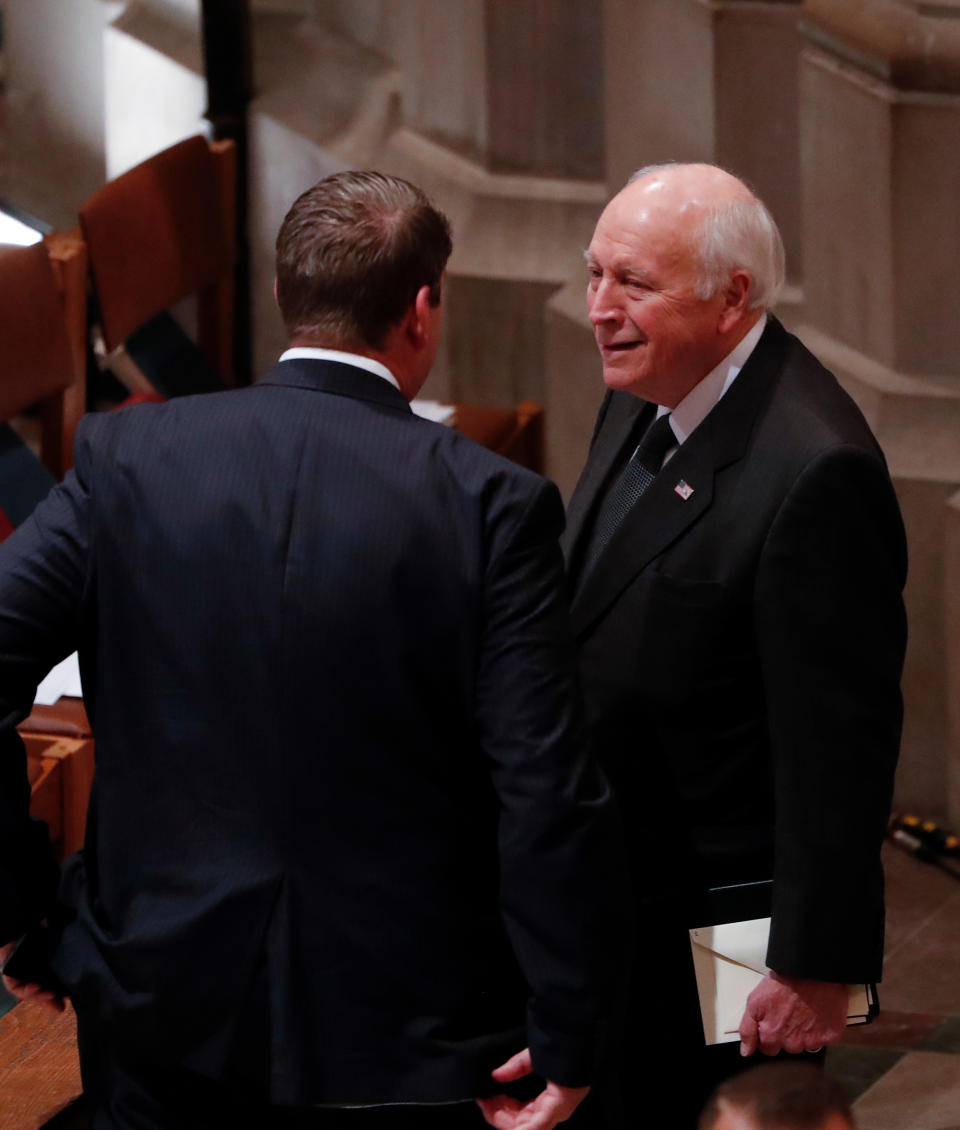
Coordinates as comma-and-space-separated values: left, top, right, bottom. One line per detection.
699, 1063, 853, 1129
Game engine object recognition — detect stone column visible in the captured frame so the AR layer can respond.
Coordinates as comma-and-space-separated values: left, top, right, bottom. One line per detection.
1, 0, 126, 227
247, 1, 607, 395
104, 0, 208, 179
796, 0, 960, 823
545, 0, 805, 497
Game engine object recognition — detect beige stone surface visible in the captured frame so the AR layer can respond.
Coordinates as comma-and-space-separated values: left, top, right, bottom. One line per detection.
246, 8, 605, 375
313, 0, 490, 166
801, 46, 960, 376
713, 2, 804, 280
444, 276, 556, 408
1, 0, 124, 227
945, 491, 960, 828
104, 0, 208, 178
604, 0, 715, 185
483, 0, 604, 180
854, 1051, 960, 1129
604, 0, 803, 276
543, 279, 604, 501
803, 0, 960, 93
314, 1, 605, 180
800, 51, 898, 369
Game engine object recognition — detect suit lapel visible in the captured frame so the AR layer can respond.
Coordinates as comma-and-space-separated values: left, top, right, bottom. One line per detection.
569, 434, 715, 637
568, 317, 789, 640
563, 393, 651, 563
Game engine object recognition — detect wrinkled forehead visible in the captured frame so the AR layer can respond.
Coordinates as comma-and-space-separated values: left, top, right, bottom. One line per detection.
606, 173, 707, 230
589, 181, 703, 270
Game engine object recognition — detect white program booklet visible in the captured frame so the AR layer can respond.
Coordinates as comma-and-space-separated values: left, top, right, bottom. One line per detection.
689, 916, 874, 1045
33, 651, 83, 706
410, 400, 456, 425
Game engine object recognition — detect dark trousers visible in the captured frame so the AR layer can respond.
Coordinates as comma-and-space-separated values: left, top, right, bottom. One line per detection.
75, 1007, 487, 1130
565, 903, 827, 1129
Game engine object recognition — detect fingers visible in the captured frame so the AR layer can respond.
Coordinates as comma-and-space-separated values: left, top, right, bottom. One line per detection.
518, 1085, 589, 1130
739, 1007, 760, 1057
0, 976, 65, 1013
491, 1048, 534, 1083
476, 1096, 524, 1130
757, 1030, 835, 1057
477, 1080, 589, 1130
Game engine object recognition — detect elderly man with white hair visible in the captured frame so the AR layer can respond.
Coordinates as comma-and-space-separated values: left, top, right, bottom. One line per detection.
547, 164, 907, 1127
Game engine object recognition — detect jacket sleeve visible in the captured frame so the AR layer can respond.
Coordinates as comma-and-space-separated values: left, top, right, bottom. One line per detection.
0, 420, 97, 944
756, 444, 907, 983
474, 472, 629, 1087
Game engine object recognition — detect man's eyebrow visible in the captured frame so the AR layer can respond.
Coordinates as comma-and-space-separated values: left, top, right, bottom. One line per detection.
582, 250, 655, 282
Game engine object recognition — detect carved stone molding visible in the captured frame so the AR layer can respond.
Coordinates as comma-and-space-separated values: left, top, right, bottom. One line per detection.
802, 0, 960, 92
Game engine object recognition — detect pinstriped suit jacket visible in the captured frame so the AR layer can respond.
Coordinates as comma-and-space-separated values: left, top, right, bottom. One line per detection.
0, 358, 623, 1104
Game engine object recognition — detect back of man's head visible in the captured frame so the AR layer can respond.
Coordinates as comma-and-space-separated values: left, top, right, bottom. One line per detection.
275, 170, 452, 352
700, 1064, 855, 1130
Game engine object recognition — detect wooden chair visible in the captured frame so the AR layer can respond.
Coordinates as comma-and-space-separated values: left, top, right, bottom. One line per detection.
0, 999, 83, 1129
78, 135, 236, 393
453, 401, 545, 474
0, 237, 87, 481
0, 737, 94, 1127
25, 732, 95, 859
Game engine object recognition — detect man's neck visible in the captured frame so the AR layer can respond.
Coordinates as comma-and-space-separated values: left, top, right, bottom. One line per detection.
280, 344, 402, 394
287, 335, 419, 399
711, 308, 765, 373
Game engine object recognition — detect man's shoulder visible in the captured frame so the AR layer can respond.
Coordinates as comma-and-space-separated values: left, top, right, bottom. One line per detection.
756, 323, 885, 465
73, 387, 256, 465
75, 386, 555, 518
426, 423, 560, 527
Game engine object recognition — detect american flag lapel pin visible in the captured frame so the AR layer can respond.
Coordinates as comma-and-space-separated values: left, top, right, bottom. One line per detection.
674, 479, 694, 501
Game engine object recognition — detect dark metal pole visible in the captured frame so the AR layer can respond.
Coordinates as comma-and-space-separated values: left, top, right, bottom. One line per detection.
200, 0, 253, 385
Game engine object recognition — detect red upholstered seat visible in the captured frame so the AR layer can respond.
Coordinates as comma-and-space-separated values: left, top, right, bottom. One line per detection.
0, 238, 86, 476
453, 400, 545, 474
79, 135, 237, 391
0, 238, 86, 540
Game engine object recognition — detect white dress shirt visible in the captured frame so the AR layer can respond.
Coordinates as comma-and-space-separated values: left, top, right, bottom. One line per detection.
659, 314, 767, 462
279, 346, 401, 391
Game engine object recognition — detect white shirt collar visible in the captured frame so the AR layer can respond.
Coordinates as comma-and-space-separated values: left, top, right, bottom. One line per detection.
278, 347, 401, 392
657, 314, 767, 443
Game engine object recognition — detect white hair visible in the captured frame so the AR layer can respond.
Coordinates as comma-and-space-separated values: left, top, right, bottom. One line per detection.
628, 163, 786, 310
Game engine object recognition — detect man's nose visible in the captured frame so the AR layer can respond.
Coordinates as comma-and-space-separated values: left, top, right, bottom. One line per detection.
588, 279, 621, 325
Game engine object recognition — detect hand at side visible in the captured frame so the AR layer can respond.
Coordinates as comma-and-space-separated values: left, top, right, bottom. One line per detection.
739, 972, 848, 1056
0, 939, 65, 1013
476, 1048, 589, 1130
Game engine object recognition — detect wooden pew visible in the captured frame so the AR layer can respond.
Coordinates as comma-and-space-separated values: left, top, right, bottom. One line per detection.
0, 733, 94, 1126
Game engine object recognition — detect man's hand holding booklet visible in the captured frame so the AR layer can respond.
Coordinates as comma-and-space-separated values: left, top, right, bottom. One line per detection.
689, 916, 876, 1050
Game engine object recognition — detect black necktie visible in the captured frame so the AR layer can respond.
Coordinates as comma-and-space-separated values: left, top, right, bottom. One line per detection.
580, 413, 676, 580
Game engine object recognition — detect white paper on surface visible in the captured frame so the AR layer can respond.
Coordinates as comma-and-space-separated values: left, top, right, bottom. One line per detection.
410, 400, 456, 425
33, 652, 83, 705
689, 916, 873, 1045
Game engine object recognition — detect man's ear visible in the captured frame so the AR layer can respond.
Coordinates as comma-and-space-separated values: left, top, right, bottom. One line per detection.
718, 270, 752, 334
273, 278, 279, 306
407, 285, 434, 347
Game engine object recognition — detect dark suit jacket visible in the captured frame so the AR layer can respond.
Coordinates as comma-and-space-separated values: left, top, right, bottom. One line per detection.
563, 317, 907, 984
0, 359, 621, 1104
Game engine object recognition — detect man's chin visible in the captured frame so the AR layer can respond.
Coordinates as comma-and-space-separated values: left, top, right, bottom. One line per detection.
601, 364, 645, 394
